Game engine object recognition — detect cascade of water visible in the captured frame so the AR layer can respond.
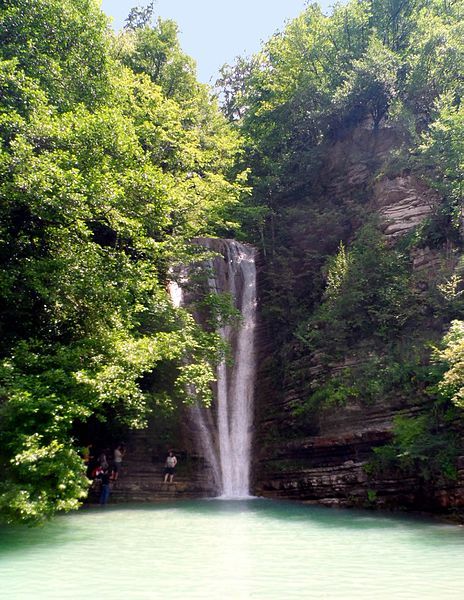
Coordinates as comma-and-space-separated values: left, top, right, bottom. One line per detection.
216, 241, 256, 497
169, 239, 257, 497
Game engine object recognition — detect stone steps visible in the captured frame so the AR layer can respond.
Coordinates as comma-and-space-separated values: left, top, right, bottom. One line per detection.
88, 470, 213, 504
85, 428, 216, 504
88, 430, 214, 504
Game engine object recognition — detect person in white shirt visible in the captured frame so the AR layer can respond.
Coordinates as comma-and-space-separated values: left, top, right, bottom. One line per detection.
112, 444, 125, 481
163, 450, 178, 483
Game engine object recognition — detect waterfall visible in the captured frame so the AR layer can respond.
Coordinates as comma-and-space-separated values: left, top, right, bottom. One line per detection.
169, 239, 257, 498
212, 240, 257, 497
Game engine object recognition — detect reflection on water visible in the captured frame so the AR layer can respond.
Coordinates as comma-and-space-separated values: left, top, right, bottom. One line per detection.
1, 499, 464, 599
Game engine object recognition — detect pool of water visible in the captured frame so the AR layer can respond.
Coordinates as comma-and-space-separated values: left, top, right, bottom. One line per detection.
1, 499, 464, 599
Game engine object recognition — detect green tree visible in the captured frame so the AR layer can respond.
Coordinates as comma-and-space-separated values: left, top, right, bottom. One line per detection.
0, 0, 245, 524
0, 0, 111, 110
301, 224, 415, 353
404, 0, 464, 120
419, 95, 464, 208
435, 320, 464, 408
332, 36, 399, 128
117, 17, 198, 102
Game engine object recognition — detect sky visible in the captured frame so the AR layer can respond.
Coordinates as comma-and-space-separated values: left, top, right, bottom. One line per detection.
100, 0, 334, 84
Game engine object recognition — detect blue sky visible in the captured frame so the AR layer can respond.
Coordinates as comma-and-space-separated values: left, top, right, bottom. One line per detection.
100, 0, 334, 83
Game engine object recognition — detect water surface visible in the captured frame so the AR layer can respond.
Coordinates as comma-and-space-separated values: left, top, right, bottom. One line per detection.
1, 499, 463, 599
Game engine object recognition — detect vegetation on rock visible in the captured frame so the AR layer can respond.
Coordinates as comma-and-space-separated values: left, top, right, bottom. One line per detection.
217, 0, 464, 491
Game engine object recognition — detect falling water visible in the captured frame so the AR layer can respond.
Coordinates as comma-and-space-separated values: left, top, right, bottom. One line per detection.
169, 239, 257, 497
214, 240, 257, 497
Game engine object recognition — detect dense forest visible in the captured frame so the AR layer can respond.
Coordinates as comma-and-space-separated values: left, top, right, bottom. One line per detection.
1, 0, 464, 523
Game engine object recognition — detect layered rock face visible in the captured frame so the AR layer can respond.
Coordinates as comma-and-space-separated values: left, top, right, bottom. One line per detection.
254, 125, 464, 514
255, 394, 464, 511
374, 175, 438, 239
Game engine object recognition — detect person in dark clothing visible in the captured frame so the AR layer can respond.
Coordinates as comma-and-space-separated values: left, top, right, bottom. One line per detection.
98, 450, 109, 470
97, 466, 111, 505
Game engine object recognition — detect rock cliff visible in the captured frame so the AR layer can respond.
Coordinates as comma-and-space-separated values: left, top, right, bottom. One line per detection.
253, 124, 464, 515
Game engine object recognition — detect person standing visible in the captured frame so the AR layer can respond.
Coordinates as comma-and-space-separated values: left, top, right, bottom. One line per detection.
98, 450, 109, 470
163, 450, 177, 483
97, 466, 111, 506
82, 443, 94, 477
112, 444, 125, 481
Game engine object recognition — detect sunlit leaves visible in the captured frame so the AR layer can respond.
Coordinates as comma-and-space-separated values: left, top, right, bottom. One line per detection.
419, 96, 464, 203
0, 0, 112, 110
0, 0, 246, 524
0, 436, 88, 524
435, 320, 464, 408
325, 242, 350, 300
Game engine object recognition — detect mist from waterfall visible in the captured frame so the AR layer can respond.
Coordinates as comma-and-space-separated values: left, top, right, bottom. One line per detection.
169, 239, 257, 498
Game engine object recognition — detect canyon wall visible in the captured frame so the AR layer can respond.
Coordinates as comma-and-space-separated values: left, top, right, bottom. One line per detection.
253, 124, 464, 514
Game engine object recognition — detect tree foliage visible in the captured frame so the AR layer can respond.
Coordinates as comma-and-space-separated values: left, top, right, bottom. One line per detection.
219, 0, 464, 236
0, 0, 245, 524
435, 320, 464, 408
0, 0, 112, 111
297, 224, 416, 354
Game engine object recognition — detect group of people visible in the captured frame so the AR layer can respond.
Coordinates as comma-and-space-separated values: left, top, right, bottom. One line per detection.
83, 443, 178, 505
83, 443, 126, 505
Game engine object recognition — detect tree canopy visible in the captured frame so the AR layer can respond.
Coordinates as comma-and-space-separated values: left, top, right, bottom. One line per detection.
0, 0, 245, 524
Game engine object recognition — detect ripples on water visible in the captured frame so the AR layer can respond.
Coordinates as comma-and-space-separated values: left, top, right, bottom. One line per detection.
1, 499, 464, 599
